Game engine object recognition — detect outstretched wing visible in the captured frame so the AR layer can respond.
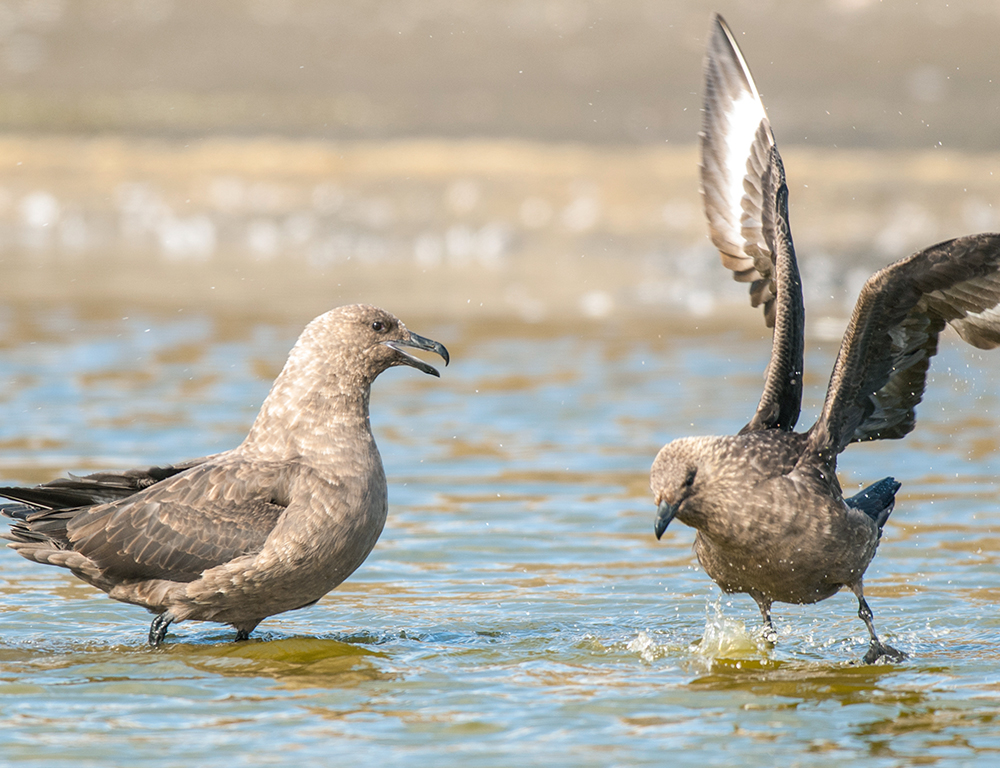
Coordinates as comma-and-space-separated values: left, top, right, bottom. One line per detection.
808, 233, 1000, 459
701, 14, 804, 432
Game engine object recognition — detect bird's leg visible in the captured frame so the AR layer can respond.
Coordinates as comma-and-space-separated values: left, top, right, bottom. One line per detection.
148, 612, 174, 647
750, 593, 777, 644
233, 620, 259, 642
852, 583, 906, 664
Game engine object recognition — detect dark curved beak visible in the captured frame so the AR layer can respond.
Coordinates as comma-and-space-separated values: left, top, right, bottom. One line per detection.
384, 332, 450, 377
654, 499, 678, 540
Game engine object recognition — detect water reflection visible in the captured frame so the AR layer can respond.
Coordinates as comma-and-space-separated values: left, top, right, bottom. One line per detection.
177, 638, 388, 690
2, 303, 1000, 764
0, 637, 386, 693
689, 662, 915, 707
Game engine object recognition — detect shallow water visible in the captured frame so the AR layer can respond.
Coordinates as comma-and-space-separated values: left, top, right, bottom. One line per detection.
2, 304, 1000, 766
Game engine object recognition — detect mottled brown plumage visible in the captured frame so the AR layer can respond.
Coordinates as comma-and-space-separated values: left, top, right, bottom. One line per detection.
2, 304, 449, 646
652, 15, 1000, 663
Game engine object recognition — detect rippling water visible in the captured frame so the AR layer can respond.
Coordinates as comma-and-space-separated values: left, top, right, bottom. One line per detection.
2, 304, 1000, 766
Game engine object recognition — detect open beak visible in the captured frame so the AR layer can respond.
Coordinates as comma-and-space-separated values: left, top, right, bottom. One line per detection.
654, 499, 679, 540
384, 332, 450, 377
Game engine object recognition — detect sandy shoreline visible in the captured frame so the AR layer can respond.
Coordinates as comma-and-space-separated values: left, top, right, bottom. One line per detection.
1, 135, 999, 324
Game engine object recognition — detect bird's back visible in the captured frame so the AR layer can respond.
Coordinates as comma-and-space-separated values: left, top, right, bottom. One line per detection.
684, 431, 882, 605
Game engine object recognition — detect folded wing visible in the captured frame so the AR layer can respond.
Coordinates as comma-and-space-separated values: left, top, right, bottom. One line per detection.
3, 457, 292, 583
0, 457, 212, 510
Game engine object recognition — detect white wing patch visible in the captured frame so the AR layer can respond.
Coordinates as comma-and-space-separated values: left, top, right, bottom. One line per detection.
723, 89, 768, 226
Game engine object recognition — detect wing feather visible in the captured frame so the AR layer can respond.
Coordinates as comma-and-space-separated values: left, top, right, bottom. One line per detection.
700, 13, 777, 324
703, 15, 805, 433
0, 457, 213, 510
4, 456, 296, 583
809, 233, 1000, 457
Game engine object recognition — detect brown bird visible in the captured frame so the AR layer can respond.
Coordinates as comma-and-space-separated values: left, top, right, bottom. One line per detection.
2, 304, 448, 646
651, 14, 1000, 663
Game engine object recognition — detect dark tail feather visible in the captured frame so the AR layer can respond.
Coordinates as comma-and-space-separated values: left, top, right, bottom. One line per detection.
2, 461, 207, 546
1, 505, 77, 546
1, 502, 38, 521
0, 484, 122, 511
846, 476, 901, 531
0, 459, 208, 512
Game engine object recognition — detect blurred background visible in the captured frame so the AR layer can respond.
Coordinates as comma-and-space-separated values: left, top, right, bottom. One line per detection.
2, 0, 1000, 323
6, 7, 1000, 763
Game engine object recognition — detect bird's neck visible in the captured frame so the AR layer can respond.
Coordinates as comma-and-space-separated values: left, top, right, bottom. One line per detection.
240, 353, 375, 460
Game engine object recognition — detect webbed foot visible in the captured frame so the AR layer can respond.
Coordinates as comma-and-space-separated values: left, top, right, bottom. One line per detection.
148, 613, 173, 647
862, 640, 907, 665
853, 586, 905, 665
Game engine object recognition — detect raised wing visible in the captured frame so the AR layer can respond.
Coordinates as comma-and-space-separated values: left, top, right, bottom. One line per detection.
738, 162, 805, 433
702, 14, 804, 432
808, 233, 1000, 459
701, 13, 779, 323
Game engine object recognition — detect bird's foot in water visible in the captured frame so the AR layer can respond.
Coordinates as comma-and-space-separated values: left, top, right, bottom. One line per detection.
148, 612, 173, 647
760, 624, 778, 645
862, 640, 907, 665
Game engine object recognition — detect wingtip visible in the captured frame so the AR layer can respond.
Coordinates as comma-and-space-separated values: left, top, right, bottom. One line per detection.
705, 13, 762, 105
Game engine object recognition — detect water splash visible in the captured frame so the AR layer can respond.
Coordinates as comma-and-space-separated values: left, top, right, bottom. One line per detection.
626, 630, 667, 663
693, 598, 765, 662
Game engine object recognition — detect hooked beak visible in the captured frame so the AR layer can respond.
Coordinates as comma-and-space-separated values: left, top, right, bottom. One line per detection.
383, 332, 450, 377
654, 499, 679, 540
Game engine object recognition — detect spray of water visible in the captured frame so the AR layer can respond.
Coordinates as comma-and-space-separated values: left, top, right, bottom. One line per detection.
693, 597, 767, 662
